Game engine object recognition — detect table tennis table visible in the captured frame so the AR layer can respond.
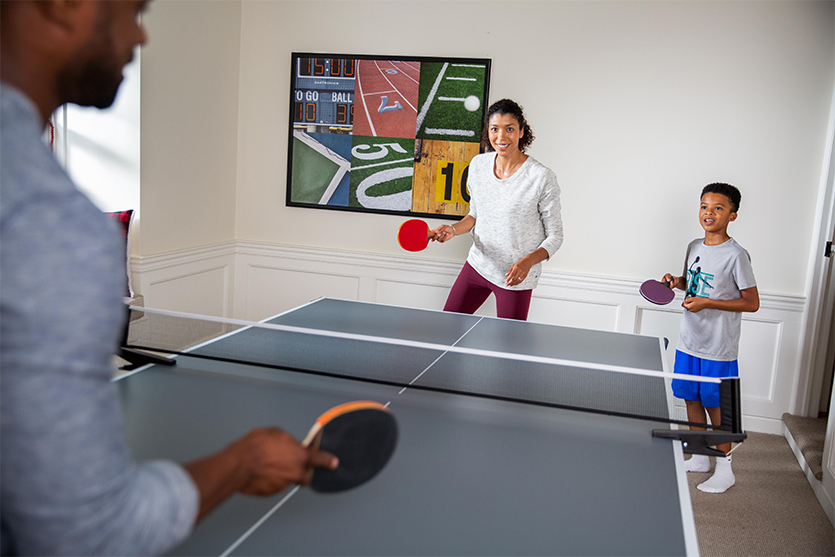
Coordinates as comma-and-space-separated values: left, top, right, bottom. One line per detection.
117, 297, 698, 556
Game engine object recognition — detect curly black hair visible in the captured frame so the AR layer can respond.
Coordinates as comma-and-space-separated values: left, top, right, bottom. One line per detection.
480, 98, 535, 153
701, 182, 742, 213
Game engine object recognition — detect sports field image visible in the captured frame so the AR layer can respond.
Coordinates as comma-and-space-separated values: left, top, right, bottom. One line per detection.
415, 61, 487, 142
352, 59, 420, 139
349, 136, 416, 212
290, 131, 352, 206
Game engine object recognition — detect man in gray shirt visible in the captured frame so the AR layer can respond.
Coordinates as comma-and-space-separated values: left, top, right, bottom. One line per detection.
0, 2, 336, 554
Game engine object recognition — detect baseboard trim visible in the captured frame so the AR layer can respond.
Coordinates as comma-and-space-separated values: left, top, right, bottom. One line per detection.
744, 416, 786, 435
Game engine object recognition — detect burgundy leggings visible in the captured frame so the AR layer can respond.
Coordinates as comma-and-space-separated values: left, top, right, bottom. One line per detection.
443, 262, 533, 321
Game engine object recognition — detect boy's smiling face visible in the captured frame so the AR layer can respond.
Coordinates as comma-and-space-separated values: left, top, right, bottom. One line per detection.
699, 192, 737, 240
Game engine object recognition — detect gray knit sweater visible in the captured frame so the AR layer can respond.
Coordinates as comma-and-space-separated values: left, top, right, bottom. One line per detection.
465, 152, 563, 289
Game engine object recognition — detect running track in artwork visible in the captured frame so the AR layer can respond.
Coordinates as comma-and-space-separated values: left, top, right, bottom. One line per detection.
353, 60, 420, 138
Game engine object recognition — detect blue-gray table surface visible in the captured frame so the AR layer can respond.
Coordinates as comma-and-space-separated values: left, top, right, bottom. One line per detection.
117, 298, 697, 556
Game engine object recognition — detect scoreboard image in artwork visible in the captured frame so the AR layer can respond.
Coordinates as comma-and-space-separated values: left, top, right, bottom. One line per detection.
287, 52, 491, 219
294, 57, 356, 131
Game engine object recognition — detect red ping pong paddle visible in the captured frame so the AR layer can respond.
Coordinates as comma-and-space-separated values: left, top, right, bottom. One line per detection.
302, 401, 398, 493
397, 219, 436, 252
640, 279, 675, 305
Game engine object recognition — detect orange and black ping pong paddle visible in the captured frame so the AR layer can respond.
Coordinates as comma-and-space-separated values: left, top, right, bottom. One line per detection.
302, 401, 398, 493
397, 219, 436, 252
640, 279, 675, 305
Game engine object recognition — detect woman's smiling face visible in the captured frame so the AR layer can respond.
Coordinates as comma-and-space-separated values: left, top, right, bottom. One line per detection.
488, 113, 524, 156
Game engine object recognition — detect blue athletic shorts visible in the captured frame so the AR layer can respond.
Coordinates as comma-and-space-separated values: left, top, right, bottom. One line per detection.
671, 350, 738, 408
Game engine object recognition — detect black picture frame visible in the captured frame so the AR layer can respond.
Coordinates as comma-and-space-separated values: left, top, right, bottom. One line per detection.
286, 52, 491, 220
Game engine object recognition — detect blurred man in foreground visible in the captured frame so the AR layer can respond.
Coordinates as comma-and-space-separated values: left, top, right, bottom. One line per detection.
0, 2, 336, 554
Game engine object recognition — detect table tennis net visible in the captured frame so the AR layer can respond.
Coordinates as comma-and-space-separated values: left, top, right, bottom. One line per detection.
123, 306, 739, 431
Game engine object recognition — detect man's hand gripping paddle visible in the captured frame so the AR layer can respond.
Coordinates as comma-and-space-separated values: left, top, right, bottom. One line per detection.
303, 401, 398, 493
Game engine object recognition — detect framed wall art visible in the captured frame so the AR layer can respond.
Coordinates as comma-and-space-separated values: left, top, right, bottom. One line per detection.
286, 53, 491, 219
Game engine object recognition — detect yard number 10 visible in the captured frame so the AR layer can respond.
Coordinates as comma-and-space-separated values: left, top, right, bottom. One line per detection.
435, 161, 471, 205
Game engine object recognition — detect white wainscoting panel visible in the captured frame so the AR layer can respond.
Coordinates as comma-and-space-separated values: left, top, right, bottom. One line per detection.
148, 266, 229, 317
634, 305, 684, 369
131, 242, 235, 317
738, 319, 783, 403
374, 279, 455, 312
528, 293, 621, 331
131, 241, 807, 434
243, 265, 361, 322
741, 304, 805, 429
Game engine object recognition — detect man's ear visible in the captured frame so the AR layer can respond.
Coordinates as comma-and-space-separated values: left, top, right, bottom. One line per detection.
34, 0, 87, 33
730, 212, 738, 222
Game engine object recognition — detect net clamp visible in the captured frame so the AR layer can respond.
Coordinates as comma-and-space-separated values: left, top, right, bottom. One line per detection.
651, 429, 748, 456
119, 347, 177, 371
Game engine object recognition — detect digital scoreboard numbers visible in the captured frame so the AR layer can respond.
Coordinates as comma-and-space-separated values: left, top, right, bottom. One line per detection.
294, 92, 353, 126
298, 57, 355, 78
294, 57, 356, 129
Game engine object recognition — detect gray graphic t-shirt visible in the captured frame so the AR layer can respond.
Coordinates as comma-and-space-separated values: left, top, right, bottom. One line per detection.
677, 238, 757, 361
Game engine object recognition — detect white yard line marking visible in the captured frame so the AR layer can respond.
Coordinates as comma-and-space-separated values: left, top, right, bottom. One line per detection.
356, 60, 377, 136
425, 128, 476, 137
415, 62, 448, 134
292, 131, 350, 204
351, 157, 414, 171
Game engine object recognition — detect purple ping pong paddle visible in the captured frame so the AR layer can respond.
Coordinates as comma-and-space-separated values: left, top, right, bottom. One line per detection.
640, 279, 675, 305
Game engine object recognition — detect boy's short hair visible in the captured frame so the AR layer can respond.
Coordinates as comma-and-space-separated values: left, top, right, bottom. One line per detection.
702, 182, 741, 213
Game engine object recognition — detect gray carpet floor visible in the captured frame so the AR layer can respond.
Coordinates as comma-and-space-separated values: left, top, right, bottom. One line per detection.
689, 432, 834, 556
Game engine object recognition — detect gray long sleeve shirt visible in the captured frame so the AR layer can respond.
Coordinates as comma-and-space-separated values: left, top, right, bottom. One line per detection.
0, 84, 198, 555
466, 152, 564, 290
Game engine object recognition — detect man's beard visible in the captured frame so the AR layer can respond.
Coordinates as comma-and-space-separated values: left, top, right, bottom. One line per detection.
55, 8, 125, 109
56, 57, 123, 109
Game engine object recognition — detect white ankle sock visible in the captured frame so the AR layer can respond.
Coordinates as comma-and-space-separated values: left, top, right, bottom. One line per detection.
684, 454, 711, 472
697, 455, 734, 493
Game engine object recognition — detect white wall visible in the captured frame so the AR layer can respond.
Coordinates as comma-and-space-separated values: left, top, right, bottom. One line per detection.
137, 0, 835, 295
133, 0, 835, 436
141, 0, 242, 255
231, 0, 834, 295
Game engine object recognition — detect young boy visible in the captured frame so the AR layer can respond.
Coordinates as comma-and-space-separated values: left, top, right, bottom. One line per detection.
663, 182, 759, 494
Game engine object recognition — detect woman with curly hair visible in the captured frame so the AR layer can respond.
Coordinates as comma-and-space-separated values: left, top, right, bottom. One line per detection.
432, 98, 563, 321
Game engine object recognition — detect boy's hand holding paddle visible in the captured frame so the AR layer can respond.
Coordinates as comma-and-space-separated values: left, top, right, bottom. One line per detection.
639, 273, 713, 311
640, 277, 676, 305
661, 273, 683, 291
